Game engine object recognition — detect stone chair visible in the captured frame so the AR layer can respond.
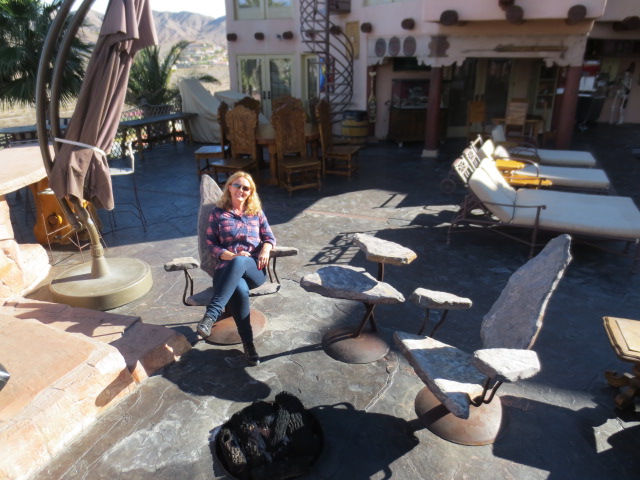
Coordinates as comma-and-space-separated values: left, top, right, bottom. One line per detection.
301, 233, 416, 364
164, 175, 298, 344
394, 234, 572, 445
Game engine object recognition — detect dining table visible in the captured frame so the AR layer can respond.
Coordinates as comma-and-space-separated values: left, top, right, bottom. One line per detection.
255, 122, 320, 186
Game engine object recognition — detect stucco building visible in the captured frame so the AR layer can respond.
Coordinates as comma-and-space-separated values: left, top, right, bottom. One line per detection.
224, 0, 640, 155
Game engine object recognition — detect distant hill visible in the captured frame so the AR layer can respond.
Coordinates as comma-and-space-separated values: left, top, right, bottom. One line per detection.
83, 10, 227, 49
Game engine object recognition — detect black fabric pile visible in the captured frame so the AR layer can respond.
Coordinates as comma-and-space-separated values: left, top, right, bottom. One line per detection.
216, 391, 323, 480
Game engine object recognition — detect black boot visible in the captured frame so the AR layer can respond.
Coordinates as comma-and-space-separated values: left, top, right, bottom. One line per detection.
242, 341, 260, 366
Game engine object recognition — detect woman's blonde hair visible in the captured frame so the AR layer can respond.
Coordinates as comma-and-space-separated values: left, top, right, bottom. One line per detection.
218, 171, 263, 215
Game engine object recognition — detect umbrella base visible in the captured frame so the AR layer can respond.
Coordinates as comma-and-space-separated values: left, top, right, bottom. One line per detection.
50, 257, 153, 311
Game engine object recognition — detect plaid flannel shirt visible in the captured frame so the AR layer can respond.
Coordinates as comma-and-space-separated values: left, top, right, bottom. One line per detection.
206, 207, 276, 270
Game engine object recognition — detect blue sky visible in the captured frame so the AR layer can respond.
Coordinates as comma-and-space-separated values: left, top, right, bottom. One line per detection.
90, 0, 226, 19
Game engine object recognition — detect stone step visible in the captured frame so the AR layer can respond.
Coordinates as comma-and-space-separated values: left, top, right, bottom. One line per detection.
0, 299, 191, 479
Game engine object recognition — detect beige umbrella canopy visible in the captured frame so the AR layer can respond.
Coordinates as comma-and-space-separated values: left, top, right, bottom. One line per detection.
36, 0, 157, 310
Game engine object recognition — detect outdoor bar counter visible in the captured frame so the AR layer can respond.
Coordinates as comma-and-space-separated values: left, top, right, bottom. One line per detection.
0, 145, 51, 301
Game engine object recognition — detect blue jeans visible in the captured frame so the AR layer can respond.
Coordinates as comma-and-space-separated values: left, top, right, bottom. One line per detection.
204, 256, 266, 343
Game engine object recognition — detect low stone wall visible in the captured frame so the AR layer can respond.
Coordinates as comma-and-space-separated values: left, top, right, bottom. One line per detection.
0, 299, 191, 479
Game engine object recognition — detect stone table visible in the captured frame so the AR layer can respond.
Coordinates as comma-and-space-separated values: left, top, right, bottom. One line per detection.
301, 233, 416, 364
0, 145, 51, 301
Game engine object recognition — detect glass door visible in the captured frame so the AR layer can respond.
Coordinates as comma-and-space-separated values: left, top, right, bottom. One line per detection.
237, 55, 294, 118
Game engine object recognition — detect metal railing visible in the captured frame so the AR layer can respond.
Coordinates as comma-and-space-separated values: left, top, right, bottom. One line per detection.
300, 0, 354, 122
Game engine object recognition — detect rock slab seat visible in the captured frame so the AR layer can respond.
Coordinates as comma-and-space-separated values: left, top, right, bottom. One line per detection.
300, 265, 405, 304
352, 233, 417, 266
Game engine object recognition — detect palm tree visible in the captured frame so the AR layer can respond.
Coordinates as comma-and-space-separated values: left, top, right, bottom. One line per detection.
127, 40, 219, 106
0, 0, 92, 107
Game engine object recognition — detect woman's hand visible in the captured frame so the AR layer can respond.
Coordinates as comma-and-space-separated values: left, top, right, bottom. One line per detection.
258, 244, 272, 270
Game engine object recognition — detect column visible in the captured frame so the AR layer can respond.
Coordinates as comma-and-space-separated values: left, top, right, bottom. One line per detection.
555, 65, 582, 149
423, 66, 443, 158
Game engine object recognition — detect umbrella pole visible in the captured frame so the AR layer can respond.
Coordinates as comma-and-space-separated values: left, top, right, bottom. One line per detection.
68, 197, 110, 278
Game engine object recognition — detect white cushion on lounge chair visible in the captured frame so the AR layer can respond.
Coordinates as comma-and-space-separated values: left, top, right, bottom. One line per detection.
532, 149, 597, 168
469, 159, 517, 222
468, 159, 640, 240
476, 144, 609, 189
490, 126, 597, 167
513, 189, 640, 238
514, 165, 610, 190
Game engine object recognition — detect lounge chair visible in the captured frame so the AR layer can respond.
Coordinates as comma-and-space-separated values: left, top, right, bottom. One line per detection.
448, 157, 640, 271
473, 140, 610, 192
491, 125, 597, 167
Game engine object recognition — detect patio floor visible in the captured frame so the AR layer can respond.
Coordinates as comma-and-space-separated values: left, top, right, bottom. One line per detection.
9, 122, 640, 479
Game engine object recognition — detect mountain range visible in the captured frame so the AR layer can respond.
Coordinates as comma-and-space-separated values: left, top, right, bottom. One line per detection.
83, 10, 227, 48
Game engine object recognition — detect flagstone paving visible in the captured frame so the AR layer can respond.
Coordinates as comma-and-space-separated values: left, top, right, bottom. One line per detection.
4, 123, 640, 479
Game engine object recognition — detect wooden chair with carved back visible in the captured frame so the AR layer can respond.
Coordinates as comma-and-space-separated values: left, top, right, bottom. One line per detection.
316, 99, 360, 179
271, 102, 322, 195
202, 105, 260, 185
233, 97, 261, 117
272, 95, 303, 113
504, 98, 530, 143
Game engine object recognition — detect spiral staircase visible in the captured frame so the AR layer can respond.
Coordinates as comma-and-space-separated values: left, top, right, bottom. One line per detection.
300, 0, 355, 121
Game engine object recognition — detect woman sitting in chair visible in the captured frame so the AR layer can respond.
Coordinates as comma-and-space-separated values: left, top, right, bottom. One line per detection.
197, 171, 276, 366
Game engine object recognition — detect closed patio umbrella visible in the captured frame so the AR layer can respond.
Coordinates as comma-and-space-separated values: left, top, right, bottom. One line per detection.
35, 0, 157, 310
49, 0, 157, 211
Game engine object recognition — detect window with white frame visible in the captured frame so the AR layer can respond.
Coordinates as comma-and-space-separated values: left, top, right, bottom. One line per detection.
365, 0, 412, 5
235, 0, 292, 20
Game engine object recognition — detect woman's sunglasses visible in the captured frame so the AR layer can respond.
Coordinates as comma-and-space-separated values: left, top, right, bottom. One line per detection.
231, 183, 251, 192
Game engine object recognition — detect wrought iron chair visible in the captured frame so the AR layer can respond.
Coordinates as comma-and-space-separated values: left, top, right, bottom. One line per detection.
316, 99, 360, 179
108, 141, 146, 231
395, 235, 572, 445
164, 175, 297, 344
